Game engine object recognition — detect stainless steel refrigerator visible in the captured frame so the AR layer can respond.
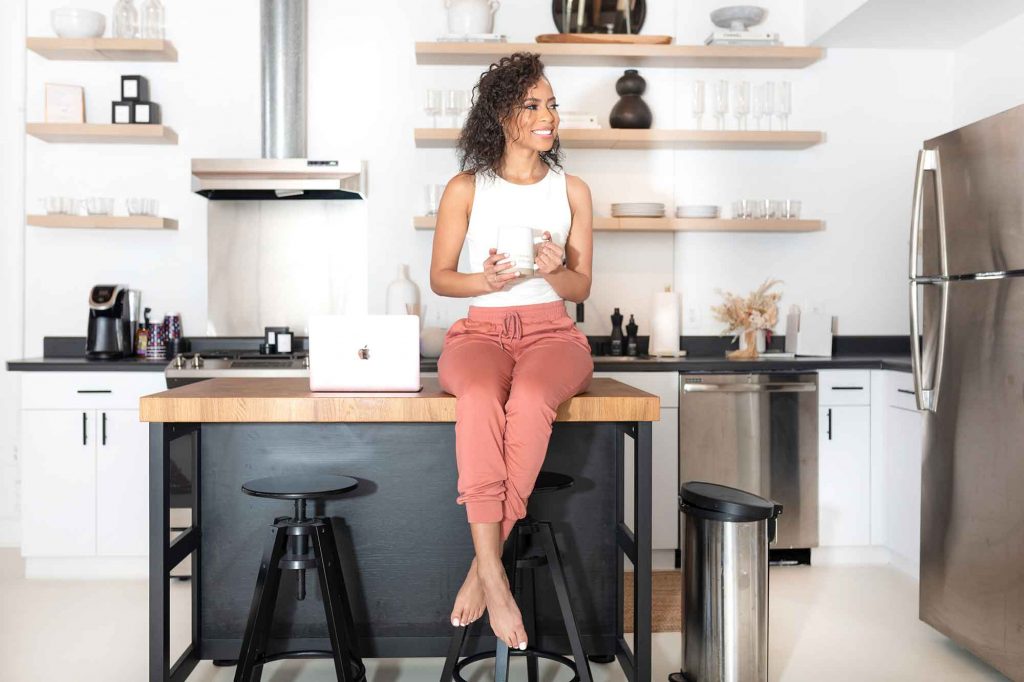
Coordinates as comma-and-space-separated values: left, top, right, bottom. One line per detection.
911, 103, 1024, 681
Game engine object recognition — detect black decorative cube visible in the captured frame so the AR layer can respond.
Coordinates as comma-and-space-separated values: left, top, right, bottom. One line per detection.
132, 101, 160, 124
111, 100, 133, 124
120, 75, 149, 102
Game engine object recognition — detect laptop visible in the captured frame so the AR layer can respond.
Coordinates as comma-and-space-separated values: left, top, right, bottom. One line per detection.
308, 315, 422, 392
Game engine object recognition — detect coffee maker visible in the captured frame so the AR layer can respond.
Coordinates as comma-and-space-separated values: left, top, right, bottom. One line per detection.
87, 285, 132, 359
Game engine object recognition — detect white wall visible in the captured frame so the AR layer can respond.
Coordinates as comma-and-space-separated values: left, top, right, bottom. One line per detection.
1, 0, 961, 540
952, 10, 1024, 128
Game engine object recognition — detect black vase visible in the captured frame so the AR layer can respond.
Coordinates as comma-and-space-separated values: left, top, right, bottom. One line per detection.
609, 69, 653, 129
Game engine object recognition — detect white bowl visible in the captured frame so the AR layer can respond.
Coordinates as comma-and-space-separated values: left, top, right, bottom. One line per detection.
51, 8, 106, 39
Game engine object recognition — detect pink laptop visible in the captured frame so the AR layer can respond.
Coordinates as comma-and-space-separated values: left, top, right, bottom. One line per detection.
308, 315, 422, 392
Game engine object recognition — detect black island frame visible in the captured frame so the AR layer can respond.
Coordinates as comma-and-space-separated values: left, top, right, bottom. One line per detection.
149, 419, 652, 682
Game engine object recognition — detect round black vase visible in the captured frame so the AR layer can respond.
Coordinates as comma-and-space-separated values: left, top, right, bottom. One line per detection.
609, 69, 652, 129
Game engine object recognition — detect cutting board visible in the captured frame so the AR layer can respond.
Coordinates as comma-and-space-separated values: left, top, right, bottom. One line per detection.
536, 33, 673, 45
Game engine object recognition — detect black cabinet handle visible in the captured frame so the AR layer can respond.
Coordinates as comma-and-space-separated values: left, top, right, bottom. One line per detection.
76, 389, 112, 394
827, 408, 833, 441
897, 389, 915, 395
82, 412, 87, 445
830, 386, 864, 391
102, 412, 107, 446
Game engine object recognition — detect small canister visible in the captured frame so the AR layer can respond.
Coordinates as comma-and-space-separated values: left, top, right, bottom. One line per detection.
145, 319, 167, 360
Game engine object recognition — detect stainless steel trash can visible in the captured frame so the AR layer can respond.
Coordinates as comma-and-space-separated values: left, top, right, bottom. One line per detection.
669, 482, 782, 682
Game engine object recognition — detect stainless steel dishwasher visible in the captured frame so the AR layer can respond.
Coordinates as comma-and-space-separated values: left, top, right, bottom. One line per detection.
679, 373, 818, 552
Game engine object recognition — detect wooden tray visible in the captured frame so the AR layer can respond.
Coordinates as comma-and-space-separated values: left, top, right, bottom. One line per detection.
536, 33, 672, 44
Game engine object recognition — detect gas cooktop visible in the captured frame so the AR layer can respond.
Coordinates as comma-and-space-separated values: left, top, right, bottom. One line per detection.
164, 350, 310, 387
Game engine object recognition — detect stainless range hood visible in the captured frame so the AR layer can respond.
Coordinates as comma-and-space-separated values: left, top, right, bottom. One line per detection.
191, 0, 365, 200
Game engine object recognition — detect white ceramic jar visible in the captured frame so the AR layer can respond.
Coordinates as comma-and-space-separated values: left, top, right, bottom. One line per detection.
446, 0, 500, 35
386, 264, 421, 315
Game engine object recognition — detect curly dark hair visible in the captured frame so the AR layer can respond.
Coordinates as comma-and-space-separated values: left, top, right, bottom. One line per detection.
457, 52, 563, 177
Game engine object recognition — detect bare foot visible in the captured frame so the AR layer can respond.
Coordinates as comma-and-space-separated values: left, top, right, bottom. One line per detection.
450, 558, 486, 627
478, 561, 527, 650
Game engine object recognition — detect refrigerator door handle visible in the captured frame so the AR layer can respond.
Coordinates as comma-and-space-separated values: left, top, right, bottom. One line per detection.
910, 279, 950, 412
909, 148, 948, 280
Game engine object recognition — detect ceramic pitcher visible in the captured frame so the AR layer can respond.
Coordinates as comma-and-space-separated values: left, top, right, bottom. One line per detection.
446, 0, 500, 35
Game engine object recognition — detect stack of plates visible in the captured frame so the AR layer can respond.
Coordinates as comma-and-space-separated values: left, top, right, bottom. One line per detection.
612, 202, 665, 218
676, 205, 720, 219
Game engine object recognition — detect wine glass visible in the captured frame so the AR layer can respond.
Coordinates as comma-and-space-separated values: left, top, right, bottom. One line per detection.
424, 89, 442, 128
762, 82, 776, 131
777, 81, 792, 131
444, 89, 464, 128
691, 80, 705, 130
734, 81, 750, 131
752, 85, 765, 130
713, 80, 729, 131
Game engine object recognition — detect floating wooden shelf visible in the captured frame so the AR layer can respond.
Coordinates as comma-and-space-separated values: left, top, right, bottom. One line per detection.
413, 216, 823, 233
26, 123, 178, 144
415, 41, 824, 69
27, 37, 177, 61
415, 128, 824, 150
28, 214, 177, 230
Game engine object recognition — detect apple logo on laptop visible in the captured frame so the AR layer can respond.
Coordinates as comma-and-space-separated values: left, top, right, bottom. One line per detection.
358, 345, 370, 360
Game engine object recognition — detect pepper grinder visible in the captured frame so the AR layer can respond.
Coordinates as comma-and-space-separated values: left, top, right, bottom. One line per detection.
610, 308, 624, 356
626, 314, 639, 356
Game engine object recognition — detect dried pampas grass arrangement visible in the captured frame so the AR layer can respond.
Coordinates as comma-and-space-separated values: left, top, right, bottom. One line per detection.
711, 278, 783, 359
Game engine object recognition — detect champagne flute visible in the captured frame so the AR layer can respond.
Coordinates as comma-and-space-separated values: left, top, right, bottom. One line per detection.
763, 82, 776, 131
424, 89, 441, 128
777, 81, 792, 131
734, 81, 750, 131
713, 80, 729, 131
752, 84, 765, 130
692, 80, 705, 130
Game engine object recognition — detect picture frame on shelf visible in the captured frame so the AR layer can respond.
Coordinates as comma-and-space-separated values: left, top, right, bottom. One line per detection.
44, 83, 84, 123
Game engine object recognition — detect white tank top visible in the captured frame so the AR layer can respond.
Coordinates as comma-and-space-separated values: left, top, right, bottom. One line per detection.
465, 168, 572, 307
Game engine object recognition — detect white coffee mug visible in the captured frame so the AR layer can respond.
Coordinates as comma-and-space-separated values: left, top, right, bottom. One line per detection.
496, 226, 547, 277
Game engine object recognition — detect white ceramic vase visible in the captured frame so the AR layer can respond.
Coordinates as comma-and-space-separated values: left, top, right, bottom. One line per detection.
445, 0, 500, 35
386, 264, 421, 315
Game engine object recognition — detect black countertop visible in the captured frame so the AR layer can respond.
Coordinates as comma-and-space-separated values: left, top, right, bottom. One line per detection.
6, 335, 912, 374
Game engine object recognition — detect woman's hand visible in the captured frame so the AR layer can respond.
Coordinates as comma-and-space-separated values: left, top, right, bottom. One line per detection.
482, 248, 520, 292
534, 231, 565, 275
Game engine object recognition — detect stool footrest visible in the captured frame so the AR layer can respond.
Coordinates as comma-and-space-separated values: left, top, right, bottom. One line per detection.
453, 648, 580, 682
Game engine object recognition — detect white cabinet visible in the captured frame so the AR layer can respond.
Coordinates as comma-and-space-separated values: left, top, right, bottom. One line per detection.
96, 410, 150, 556
20, 372, 164, 566
882, 372, 924, 577
596, 372, 678, 552
818, 370, 872, 547
20, 410, 97, 557
818, 405, 871, 546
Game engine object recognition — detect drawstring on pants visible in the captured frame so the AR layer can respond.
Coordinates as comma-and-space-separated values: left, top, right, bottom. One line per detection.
499, 311, 523, 351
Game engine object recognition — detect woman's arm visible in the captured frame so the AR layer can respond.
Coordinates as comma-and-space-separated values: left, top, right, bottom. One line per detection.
535, 174, 593, 304
429, 173, 518, 298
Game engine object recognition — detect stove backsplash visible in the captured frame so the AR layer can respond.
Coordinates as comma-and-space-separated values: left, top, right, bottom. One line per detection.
206, 200, 369, 335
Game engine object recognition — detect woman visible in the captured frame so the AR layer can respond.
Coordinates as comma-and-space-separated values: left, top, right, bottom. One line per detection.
430, 52, 594, 652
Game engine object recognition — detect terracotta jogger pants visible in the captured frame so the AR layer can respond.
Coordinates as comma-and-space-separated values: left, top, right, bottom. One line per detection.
438, 300, 594, 540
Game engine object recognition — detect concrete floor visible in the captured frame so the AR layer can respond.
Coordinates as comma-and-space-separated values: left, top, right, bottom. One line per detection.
0, 549, 1007, 681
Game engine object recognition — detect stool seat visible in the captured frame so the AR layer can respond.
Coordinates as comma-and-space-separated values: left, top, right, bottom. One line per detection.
242, 474, 358, 500
533, 471, 574, 494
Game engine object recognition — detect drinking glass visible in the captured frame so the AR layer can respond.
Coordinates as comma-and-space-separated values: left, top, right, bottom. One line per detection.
455, 90, 470, 127
444, 89, 462, 128
778, 81, 792, 131
127, 197, 145, 216
734, 81, 750, 131
425, 183, 445, 216
750, 199, 765, 219
752, 84, 765, 130
691, 80, 705, 130
424, 89, 442, 128
713, 80, 729, 131
140, 0, 164, 39
43, 197, 64, 215
144, 198, 159, 216
784, 199, 802, 219
763, 82, 776, 131
734, 199, 752, 219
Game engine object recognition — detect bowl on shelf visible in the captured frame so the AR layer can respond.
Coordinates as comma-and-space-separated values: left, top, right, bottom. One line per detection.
710, 5, 766, 31
51, 8, 106, 38
86, 197, 114, 215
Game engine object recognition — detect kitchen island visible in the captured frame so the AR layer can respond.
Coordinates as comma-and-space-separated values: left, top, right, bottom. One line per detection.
140, 377, 659, 682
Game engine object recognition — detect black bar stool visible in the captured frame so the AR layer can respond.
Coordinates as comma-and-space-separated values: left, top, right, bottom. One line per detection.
234, 474, 366, 682
441, 471, 593, 682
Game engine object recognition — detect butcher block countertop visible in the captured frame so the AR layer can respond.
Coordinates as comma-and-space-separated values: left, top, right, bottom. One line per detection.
139, 377, 660, 423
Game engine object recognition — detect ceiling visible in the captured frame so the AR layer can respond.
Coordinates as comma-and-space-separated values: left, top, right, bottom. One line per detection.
811, 0, 1024, 48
